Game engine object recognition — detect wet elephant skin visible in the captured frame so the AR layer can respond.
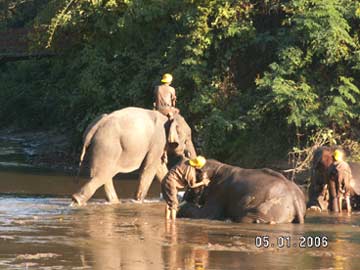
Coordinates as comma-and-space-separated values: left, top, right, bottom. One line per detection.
178, 160, 306, 224
73, 107, 196, 206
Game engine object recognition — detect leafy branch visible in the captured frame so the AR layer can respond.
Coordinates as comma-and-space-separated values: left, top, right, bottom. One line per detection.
284, 128, 360, 180
46, 0, 78, 48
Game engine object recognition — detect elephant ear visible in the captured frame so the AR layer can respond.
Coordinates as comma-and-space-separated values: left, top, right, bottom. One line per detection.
168, 120, 179, 146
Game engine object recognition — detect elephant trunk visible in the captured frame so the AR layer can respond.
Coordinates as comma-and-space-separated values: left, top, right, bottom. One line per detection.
185, 139, 197, 159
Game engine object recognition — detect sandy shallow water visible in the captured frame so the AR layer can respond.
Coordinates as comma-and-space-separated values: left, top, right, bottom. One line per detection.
0, 171, 360, 270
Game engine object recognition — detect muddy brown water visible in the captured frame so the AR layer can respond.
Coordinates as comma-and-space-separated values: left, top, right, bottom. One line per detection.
1, 171, 360, 270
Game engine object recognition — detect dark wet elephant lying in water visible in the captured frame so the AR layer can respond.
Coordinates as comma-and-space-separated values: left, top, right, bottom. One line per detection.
178, 160, 306, 224
308, 147, 360, 212
72, 107, 196, 206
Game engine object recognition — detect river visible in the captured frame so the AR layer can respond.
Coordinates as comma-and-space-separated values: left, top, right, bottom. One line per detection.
1, 134, 360, 269
0, 170, 360, 270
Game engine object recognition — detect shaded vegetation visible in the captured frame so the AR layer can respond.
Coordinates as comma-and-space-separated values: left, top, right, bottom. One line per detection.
1, 0, 360, 167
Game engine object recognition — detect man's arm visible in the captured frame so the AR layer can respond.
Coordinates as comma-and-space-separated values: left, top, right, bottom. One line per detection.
187, 170, 210, 188
188, 178, 210, 189
152, 86, 158, 109
170, 86, 177, 106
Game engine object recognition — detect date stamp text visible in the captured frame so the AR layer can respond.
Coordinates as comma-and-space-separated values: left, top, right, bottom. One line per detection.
255, 235, 328, 248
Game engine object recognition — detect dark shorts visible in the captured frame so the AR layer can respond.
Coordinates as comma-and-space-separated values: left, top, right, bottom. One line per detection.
161, 178, 179, 210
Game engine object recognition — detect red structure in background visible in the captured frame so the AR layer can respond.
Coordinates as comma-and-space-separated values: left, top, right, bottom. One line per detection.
0, 27, 54, 62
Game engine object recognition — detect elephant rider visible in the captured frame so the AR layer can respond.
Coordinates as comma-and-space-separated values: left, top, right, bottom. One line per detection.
162, 155, 210, 220
154, 73, 180, 119
328, 149, 353, 212
154, 73, 180, 163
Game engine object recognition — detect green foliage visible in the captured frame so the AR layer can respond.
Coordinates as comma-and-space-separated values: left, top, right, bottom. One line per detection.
0, 0, 52, 29
0, 0, 359, 167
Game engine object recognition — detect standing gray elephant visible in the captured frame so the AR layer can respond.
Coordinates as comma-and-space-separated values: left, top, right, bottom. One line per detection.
72, 107, 196, 206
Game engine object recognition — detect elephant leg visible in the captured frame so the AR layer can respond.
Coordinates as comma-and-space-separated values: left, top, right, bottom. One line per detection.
331, 197, 340, 212
72, 176, 105, 206
136, 164, 159, 201
345, 195, 352, 213
155, 162, 168, 183
104, 180, 120, 204
338, 195, 343, 213
328, 179, 339, 212
136, 147, 163, 201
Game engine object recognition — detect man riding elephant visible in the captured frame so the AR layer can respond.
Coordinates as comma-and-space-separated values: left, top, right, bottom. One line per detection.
178, 160, 306, 224
154, 73, 181, 163
72, 107, 197, 206
308, 146, 360, 212
154, 73, 179, 119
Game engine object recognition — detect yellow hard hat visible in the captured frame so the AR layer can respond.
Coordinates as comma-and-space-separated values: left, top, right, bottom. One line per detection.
189, 156, 206, 169
161, 73, 173, 83
333, 149, 344, 161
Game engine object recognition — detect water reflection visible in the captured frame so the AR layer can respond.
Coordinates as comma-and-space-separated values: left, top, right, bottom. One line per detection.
71, 203, 165, 270
163, 221, 209, 270
0, 172, 360, 269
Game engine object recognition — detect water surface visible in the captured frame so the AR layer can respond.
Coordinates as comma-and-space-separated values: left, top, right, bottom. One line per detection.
1, 171, 360, 270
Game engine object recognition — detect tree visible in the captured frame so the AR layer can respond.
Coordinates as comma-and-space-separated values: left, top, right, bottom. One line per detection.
1, 0, 359, 167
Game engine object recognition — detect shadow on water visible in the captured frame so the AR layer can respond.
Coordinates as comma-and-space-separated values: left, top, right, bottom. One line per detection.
0, 171, 360, 269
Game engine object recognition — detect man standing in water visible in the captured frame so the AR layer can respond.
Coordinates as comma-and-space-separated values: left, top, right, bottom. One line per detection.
154, 73, 179, 119
329, 149, 353, 213
162, 156, 210, 221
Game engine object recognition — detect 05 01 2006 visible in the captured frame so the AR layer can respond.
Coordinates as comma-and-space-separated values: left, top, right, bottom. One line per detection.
255, 235, 328, 248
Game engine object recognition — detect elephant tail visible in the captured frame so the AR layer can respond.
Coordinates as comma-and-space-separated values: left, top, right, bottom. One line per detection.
293, 194, 306, 224
78, 113, 109, 168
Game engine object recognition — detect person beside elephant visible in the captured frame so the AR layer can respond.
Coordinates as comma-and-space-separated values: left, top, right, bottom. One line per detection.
162, 156, 210, 221
178, 159, 306, 224
328, 149, 353, 212
307, 146, 360, 212
154, 73, 179, 119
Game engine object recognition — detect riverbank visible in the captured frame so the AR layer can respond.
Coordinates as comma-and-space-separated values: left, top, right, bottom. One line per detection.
0, 127, 309, 185
0, 128, 78, 173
